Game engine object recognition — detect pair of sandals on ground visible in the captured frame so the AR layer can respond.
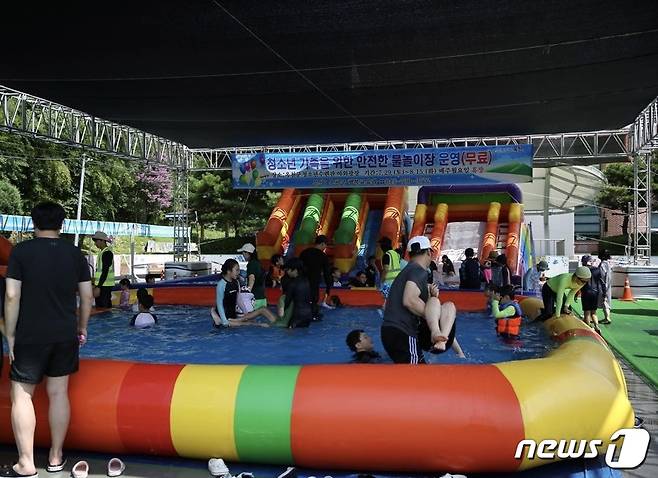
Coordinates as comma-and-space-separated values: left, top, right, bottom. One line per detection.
1, 457, 125, 477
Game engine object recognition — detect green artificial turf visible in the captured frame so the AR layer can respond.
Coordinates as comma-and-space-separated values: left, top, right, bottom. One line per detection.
597, 299, 658, 389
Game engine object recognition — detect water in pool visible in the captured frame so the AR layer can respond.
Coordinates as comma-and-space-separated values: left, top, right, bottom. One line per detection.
81, 305, 556, 365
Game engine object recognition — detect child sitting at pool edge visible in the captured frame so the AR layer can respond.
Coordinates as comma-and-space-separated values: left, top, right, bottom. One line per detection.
119, 278, 131, 308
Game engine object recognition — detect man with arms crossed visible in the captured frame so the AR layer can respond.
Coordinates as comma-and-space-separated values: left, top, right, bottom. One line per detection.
2, 202, 93, 477
381, 235, 464, 363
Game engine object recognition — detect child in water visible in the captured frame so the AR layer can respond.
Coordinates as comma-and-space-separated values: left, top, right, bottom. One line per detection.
119, 278, 131, 308
491, 285, 523, 338
130, 294, 158, 329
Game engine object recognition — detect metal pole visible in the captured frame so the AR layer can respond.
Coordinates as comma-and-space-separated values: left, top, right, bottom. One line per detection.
74, 154, 87, 247
627, 202, 634, 264
130, 232, 136, 281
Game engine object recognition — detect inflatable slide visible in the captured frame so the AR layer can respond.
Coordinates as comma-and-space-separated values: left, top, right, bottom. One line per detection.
410, 184, 532, 277
256, 188, 407, 272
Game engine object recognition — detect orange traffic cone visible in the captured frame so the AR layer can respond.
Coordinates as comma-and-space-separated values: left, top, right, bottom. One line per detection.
620, 277, 635, 301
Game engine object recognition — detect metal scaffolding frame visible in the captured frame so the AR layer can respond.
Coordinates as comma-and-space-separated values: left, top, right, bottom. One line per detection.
190, 129, 631, 171
629, 96, 658, 265
171, 169, 190, 262
0, 84, 193, 261
2, 83, 658, 263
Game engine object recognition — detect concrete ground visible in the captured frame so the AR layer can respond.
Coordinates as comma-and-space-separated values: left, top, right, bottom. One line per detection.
620, 357, 658, 478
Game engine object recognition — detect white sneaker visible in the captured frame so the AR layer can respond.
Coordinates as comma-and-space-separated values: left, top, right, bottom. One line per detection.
321, 302, 335, 310
439, 474, 467, 478
208, 458, 230, 477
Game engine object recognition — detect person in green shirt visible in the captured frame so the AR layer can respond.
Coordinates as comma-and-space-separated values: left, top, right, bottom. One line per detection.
539, 266, 591, 321
238, 243, 267, 309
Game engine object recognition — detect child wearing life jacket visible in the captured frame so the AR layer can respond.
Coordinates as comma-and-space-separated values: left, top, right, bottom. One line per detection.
491, 285, 523, 338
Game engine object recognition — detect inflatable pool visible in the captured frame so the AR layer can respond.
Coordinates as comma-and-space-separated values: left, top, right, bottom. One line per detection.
0, 308, 633, 474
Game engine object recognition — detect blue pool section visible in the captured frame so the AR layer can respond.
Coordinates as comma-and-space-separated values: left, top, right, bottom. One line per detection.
81, 305, 555, 365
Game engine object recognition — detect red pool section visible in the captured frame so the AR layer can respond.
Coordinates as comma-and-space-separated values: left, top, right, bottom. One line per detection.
151, 286, 489, 311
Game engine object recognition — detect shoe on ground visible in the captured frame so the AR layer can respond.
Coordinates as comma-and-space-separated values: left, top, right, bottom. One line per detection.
107, 458, 125, 477
276, 467, 297, 478
46, 456, 67, 473
208, 458, 230, 477
0, 464, 39, 477
70, 461, 89, 478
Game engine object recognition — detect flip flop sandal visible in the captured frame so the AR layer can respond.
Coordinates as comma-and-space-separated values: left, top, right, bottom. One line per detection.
46, 457, 67, 473
70, 461, 89, 478
0, 466, 38, 477
107, 458, 125, 477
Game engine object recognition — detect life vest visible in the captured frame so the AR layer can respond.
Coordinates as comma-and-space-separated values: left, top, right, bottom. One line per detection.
496, 300, 522, 337
383, 249, 401, 283
94, 246, 115, 287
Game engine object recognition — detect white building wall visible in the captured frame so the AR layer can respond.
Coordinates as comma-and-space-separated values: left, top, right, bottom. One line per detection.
525, 211, 575, 257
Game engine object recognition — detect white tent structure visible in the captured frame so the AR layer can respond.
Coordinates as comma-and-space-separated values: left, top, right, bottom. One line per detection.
519, 166, 606, 213
521, 166, 606, 256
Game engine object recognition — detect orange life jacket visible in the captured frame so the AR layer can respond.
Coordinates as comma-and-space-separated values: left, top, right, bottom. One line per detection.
497, 301, 523, 337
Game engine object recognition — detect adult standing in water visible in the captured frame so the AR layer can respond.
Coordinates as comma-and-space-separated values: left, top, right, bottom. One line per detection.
237, 243, 267, 310
91, 230, 114, 308
381, 235, 464, 363
299, 235, 333, 320
2, 202, 93, 477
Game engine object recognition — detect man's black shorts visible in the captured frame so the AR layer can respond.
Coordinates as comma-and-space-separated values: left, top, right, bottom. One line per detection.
381, 326, 427, 364
10, 341, 79, 384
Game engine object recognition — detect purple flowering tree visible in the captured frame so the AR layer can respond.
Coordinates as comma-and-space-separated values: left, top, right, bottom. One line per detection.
135, 163, 173, 219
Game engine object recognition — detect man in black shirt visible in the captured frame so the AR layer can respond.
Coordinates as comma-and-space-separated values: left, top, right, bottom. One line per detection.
459, 247, 482, 290
282, 258, 313, 328
299, 235, 333, 320
381, 236, 464, 364
3, 202, 93, 477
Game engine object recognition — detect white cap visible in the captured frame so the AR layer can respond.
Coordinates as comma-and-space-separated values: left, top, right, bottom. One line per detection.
407, 235, 432, 252
237, 243, 256, 254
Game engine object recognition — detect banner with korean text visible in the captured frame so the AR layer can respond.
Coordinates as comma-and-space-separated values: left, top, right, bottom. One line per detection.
232, 144, 533, 189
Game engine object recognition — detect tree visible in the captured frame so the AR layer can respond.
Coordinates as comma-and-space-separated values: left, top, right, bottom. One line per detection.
597, 155, 658, 236
0, 179, 22, 214
189, 171, 279, 240
134, 163, 173, 223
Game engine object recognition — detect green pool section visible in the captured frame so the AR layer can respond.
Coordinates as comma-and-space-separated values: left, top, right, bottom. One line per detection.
234, 365, 301, 464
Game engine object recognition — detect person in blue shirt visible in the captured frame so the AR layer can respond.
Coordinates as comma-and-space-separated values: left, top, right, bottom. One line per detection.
212, 259, 275, 328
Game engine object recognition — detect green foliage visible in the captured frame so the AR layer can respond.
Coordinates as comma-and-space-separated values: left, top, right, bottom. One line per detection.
189, 171, 279, 237
0, 179, 22, 214
596, 163, 634, 212
0, 132, 280, 240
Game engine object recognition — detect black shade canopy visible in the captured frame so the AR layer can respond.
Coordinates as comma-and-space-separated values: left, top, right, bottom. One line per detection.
2, 0, 657, 147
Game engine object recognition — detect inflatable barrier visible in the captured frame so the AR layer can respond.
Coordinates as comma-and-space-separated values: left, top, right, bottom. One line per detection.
0, 314, 633, 474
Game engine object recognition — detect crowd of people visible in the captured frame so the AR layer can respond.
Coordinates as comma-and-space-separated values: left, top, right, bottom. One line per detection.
0, 200, 617, 477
